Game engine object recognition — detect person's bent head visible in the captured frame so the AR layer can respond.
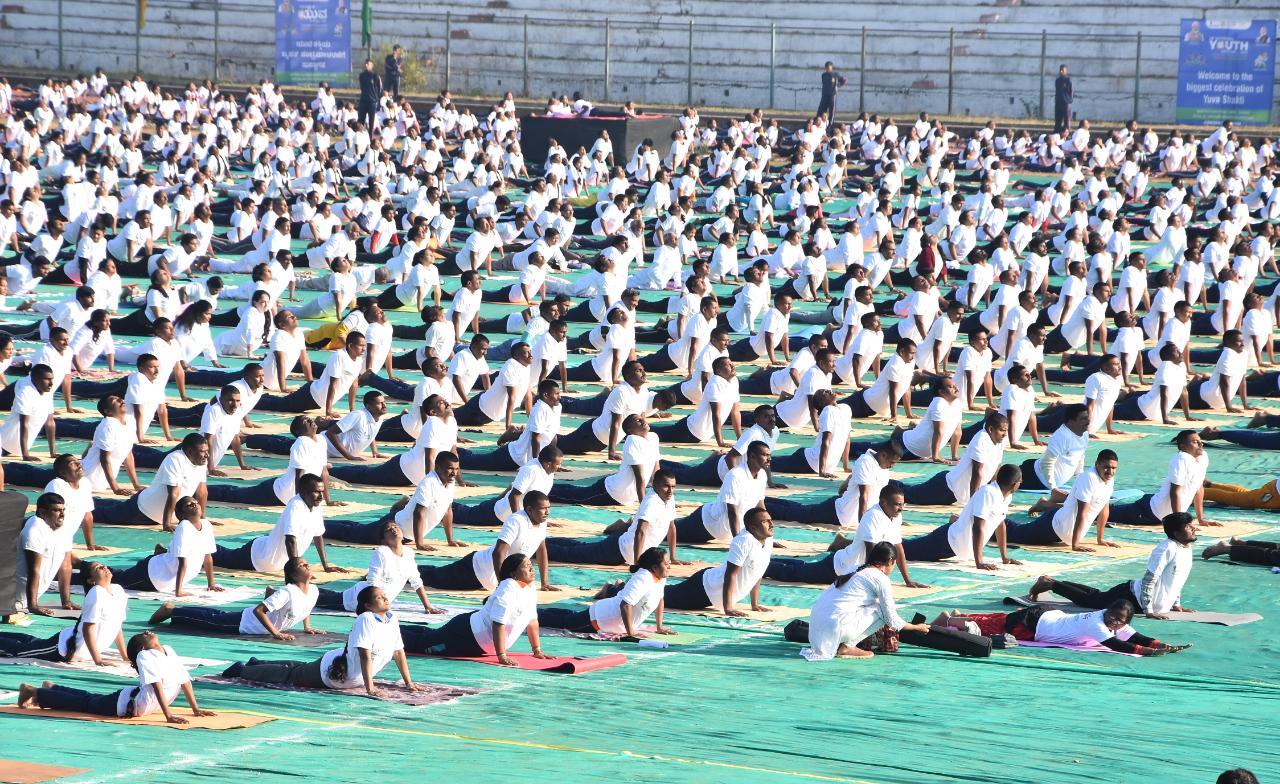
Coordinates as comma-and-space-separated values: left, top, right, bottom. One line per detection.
1161, 512, 1197, 545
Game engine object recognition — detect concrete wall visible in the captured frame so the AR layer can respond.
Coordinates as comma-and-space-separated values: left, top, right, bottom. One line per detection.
0, 0, 1275, 123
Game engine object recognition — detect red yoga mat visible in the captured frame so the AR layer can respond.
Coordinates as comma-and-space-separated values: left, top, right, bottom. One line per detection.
426, 652, 628, 673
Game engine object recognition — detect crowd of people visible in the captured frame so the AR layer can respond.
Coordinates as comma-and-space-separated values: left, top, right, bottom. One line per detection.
0, 65, 1273, 743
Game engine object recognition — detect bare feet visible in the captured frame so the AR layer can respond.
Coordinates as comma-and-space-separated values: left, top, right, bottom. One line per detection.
1199, 426, 1221, 440
17, 683, 37, 707
1246, 410, 1270, 429
836, 645, 875, 659
1201, 539, 1232, 560
149, 602, 176, 625
827, 533, 853, 552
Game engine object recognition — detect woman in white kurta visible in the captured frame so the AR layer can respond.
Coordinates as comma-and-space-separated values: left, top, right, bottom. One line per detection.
803, 542, 929, 660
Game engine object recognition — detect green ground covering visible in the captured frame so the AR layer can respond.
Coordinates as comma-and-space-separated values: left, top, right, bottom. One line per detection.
0, 165, 1276, 783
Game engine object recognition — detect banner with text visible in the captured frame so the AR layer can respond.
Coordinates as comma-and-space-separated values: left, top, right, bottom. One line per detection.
275, 0, 352, 87
1176, 18, 1276, 125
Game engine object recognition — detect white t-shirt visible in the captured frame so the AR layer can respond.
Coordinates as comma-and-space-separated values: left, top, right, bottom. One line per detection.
1197, 347, 1246, 409
862, 354, 913, 416
137, 451, 207, 524
1130, 538, 1192, 614
272, 435, 327, 503
1149, 451, 1209, 519
686, 375, 739, 442
250, 496, 327, 572
82, 415, 138, 491
340, 546, 425, 611
308, 348, 363, 409
57, 583, 128, 661
603, 432, 661, 505
946, 483, 1010, 562
701, 531, 774, 612
329, 408, 382, 458
1034, 426, 1089, 491
123, 645, 191, 717
1136, 361, 1188, 421
590, 569, 665, 634
902, 397, 962, 459
946, 429, 1004, 504
617, 491, 677, 564
395, 472, 456, 538
590, 383, 655, 443
319, 611, 404, 689
0, 378, 54, 456
1049, 468, 1114, 545
1084, 372, 1122, 434
1034, 609, 1135, 645
843, 506, 904, 571
238, 582, 320, 635
147, 518, 217, 593
473, 511, 546, 590
702, 464, 768, 540
469, 578, 538, 653
804, 403, 853, 474
478, 358, 532, 422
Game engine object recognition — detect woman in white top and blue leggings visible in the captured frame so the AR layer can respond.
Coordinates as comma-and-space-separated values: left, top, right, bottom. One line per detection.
402, 554, 554, 665
538, 548, 673, 637
223, 586, 422, 698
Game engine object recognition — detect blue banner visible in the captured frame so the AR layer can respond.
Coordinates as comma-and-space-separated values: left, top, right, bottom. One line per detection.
275, 0, 352, 87
1176, 18, 1276, 125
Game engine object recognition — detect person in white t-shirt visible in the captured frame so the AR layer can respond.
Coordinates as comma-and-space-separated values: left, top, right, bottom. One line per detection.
0, 560, 126, 664
900, 464, 1024, 569
1021, 403, 1091, 512
898, 377, 962, 463
649, 357, 742, 447
537, 546, 674, 638
1025, 512, 1197, 618
1008, 450, 1119, 550
1108, 430, 1212, 527
227, 586, 422, 698
256, 331, 366, 417
16, 630, 215, 722
550, 415, 659, 507
843, 339, 917, 423
663, 508, 775, 616
14, 492, 74, 615
766, 484, 928, 588
675, 441, 771, 543
771, 390, 852, 478
419, 491, 557, 592
152, 557, 325, 641
545, 469, 681, 566
1112, 343, 1201, 425
209, 474, 348, 574
93, 433, 209, 531
110, 496, 219, 597
903, 412, 1007, 506
402, 554, 554, 664
935, 599, 1189, 656
1188, 331, 1252, 412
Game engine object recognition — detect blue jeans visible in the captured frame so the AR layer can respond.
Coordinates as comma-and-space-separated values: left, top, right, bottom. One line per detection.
543, 534, 624, 566
1004, 511, 1062, 545
36, 684, 124, 716
901, 523, 955, 562
171, 606, 243, 634
764, 553, 836, 584
537, 606, 594, 633
1107, 494, 1160, 525
662, 568, 712, 610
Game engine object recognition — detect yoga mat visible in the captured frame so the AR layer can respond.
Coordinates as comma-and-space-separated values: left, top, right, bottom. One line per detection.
197, 676, 482, 705
541, 627, 708, 645
425, 651, 628, 674
0, 760, 89, 784
671, 604, 811, 622
313, 600, 473, 625
0, 706, 275, 730
62, 584, 264, 606
2, 654, 228, 679
1003, 596, 1263, 626
1013, 640, 1140, 656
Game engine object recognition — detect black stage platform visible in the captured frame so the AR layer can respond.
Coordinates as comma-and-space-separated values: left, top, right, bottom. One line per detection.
520, 113, 682, 165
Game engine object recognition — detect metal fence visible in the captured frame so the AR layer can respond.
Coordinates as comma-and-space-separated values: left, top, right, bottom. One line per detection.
2, 0, 1274, 123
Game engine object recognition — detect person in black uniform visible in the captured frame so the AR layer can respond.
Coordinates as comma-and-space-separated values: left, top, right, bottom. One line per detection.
1054, 64, 1073, 135
817, 61, 847, 121
385, 45, 404, 100
358, 58, 382, 129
